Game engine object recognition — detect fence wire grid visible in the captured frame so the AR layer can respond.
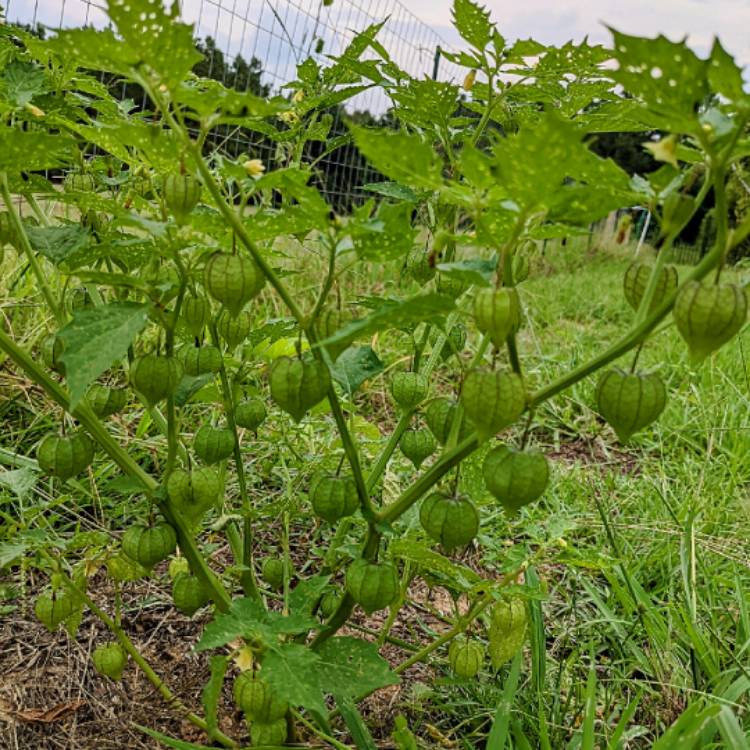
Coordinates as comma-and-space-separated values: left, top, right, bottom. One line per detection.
7, 0, 461, 209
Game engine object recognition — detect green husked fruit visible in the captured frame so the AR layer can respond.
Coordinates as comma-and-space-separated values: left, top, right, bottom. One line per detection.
673, 280, 748, 362
404, 246, 436, 284
204, 252, 265, 317
320, 590, 342, 618
86, 384, 128, 418
346, 559, 399, 614
92, 642, 128, 680
488, 598, 527, 669
390, 371, 428, 409
316, 307, 354, 361
35, 591, 77, 631
269, 356, 330, 422
419, 492, 479, 550
424, 398, 469, 445
623, 260, 678, 314
106, 553, 150, 582
462, 369, 525, 440
122, 522, 177, 569
194, 425, 235, 464
436, 324, 467, 361
596, 368, 666, 443
261, 558, 284, 590
438, 273, 469, 298
168, 557, 190, 580
37, 432, 94, 481
181, 294, 211, 337
179, 345, 222, 376
513, 250, 530, 283
235, 397, 267, 431
216, 309, 252, 348
233, 671, 289, 722
166, 467, 220, 523
482, 445, 549, 513
162, 173, 202, 222
448, 637, 485, 678
64, 171, 96, 192
41, 334, 65, 374
398, 428, 436, 469
172, 572, 211, 615
310, 474, 359, 522
250, 719, 287, 747
473, 288, 521, 348
129, 354, 183, 406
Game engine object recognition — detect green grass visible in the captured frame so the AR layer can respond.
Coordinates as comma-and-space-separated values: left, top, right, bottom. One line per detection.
414, 239, 750, 748
1, 233, 749, 748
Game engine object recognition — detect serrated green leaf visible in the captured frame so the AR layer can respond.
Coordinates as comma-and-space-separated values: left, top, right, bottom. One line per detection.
288, 574, 330, 616
316, 637, 399, 699
390, 539, 481, 592
2, 60, 46, 107
331, 346, 384, 395
608, 29, 710, 133
0, 467, 37, 500
0, 542, 26, 569
57, 302, 151, 409
0, 128, 74, 172
25, 224, 91, 266
362, 182, 419, 202
452, 0, 492, 51
349, 125, 443, 190
709, 39, 749, 107
437, 258, 496, 287
196, 597, 318, 652
348, 201, 418, 260
106, 0, 202, 88
261, 643, 326, 715
319, 294, 455, 349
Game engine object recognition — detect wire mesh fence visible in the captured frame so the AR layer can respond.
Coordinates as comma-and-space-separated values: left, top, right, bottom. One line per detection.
6, 0, 460, 210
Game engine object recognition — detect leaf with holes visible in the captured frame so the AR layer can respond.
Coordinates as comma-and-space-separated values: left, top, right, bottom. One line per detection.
452, 0, 492, 51
316, 637, 399, 699
106, 0, 203, 88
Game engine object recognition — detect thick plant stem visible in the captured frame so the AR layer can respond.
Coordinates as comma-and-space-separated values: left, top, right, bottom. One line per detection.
0, 327, 233, 612
378, 434, 480, 524
0, 173, 64, 323
54, 568, 239, 749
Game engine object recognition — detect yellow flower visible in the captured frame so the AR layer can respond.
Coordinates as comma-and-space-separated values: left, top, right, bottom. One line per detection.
644, 134, 679, 168
463, 70, 477, 92
292, 89, 305, 104
243, 158, 266, 179
278, 110, 300, 125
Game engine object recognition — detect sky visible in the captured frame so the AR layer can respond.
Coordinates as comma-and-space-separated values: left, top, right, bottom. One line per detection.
423, 0, 750, 67
5, 0, 750, 100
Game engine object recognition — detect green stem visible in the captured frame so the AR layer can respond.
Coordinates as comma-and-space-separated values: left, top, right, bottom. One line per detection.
209, 322, 261, 602
378, 434, 479, 525
0, 326, 233, 611
143, 79, 375, 527
0, 173, 63, 323
529, 239, 725, 408
54, 565, 238, 749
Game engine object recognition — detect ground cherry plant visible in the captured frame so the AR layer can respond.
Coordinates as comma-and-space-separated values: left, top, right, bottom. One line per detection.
1, 0, 749, 746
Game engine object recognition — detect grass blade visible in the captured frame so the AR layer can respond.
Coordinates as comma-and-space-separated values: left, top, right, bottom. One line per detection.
335, 694, 377, 750
486, 651, 522, 750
